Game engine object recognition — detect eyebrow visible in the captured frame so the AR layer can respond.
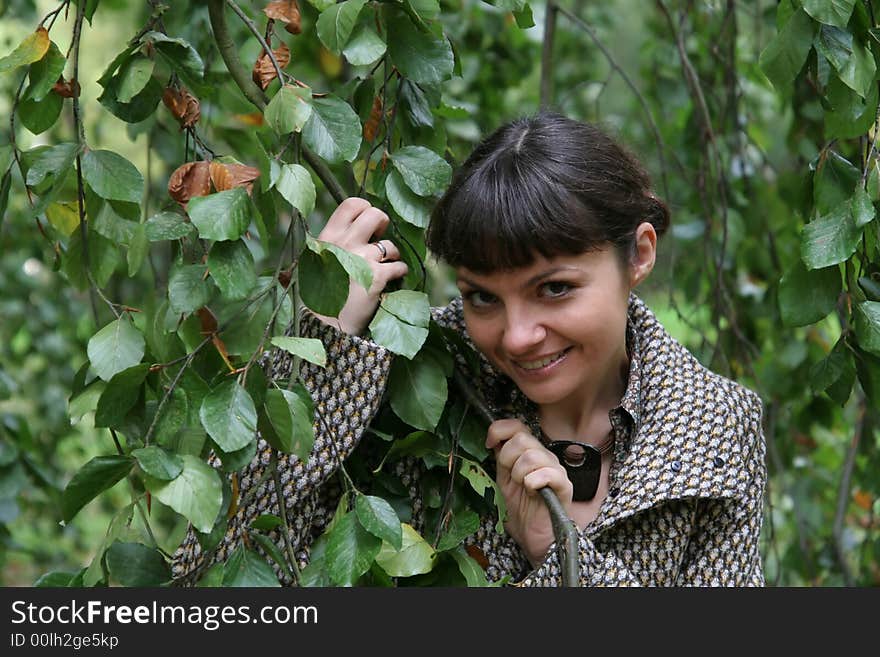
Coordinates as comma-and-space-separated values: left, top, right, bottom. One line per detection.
457, 266, 582, 291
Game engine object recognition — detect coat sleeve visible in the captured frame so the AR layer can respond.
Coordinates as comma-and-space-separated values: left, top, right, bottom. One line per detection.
672, 391, 767, 586
170, 311, 394, 582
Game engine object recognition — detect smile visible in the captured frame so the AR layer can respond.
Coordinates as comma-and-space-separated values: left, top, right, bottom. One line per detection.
514, 348, 571, 371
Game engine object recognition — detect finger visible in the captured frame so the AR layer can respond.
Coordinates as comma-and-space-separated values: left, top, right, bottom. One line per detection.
370, 261, 408, 293
349, 207, 390, 242
509, 447, 562, 487
486, 419, 530, 450
523, 467, 573, 502
361, 239, 401, 263
320, 197, 371, 238
495, 431, 544, 473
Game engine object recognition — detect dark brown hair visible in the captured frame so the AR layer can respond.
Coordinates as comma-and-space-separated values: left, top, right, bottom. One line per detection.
426, 111, 670, 273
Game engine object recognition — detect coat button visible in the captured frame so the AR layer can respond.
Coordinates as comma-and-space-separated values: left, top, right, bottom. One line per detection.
713, 456, 725, 468
670, 460, 682, 473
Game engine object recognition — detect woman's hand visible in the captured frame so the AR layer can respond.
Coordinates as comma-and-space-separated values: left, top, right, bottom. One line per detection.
486, 419, 574, 567
313, 197, 408, 335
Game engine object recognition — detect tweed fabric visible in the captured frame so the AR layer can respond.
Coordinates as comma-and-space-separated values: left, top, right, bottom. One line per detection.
171, 294, 766, 586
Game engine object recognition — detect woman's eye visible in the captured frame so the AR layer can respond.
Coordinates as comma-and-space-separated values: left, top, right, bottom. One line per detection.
541, 281, 571, 298
466, 290, 497, 308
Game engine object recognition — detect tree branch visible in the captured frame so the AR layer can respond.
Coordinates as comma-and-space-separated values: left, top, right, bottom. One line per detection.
207, 0, 347, 203
540, 1, 557, 108
832, 397, 866, 586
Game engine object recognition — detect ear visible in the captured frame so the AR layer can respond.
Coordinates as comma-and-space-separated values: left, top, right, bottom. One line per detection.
629, 222, 657, 288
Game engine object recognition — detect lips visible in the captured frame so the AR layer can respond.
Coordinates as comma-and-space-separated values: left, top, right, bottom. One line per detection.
514, 347, 571, 371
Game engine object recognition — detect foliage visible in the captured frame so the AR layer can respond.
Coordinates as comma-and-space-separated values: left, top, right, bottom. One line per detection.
0, 0, 877, 587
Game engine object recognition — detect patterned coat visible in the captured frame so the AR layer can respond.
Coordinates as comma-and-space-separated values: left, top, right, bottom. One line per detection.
171, 294, 767, 586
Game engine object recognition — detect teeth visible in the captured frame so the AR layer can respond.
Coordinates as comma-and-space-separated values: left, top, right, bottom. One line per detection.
518, 350, 566, 370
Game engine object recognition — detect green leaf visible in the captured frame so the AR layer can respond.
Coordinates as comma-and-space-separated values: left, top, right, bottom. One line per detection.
801, 205, 862, 269
814, 151, 860, 214
343, 25, 387, 66
116, 56, 155, 103
816, 25, 852, 73
356, 494, 402, 550
374, 523, 435, 577
450, 545, 490, 587
306, 234, 373, 291
406, 0, 441, 20
759, 8, 816, 91
208, 240, 257, 301
388, 349, 447, 430
778, 260, 841, 327
387, 11, 454, 85
143, 454, 222, 533
94, 363, 149, 428
132, 446, 183, 481
851, 187, 875, 227
221, 545, 281, 586
98, 75, 163, 124
836, 38, 875, 97
369, 290, 430, 358
513, 4, 535, 29
199, 380, 258, 453
0, 27, 50, 74
270, 336, 327, 367
325, 510, 382, 585
385, 170, 432, 227
168, 263, 216, 314
297, 247, 349, 316
145, 211, 196, 241
90, 198, 138, 244
81, 150, 144, 204
18, 90, 63, 135
27, 41, 65, 101
24, 142, 79, 187
825, 74, 879, 140
261, 386, 315, 460
460, 457, 507, 532
302, 95, 363, 164
390, 146, 452, 196
810, 337, 854, 396
128, 223, 148, 276
264, 85, 313, 135
63, 230, 121, 291
248, 531, 293, 580
854, 301, 880, 356
87, 316, 145, 382
860, 275, 880, 301
317, 0, 367, 54
188, 188, 251, 241
274, 163, 316, 216
251, 514, 284, 531
106, 542, 171, 586
141, 31, 204, 82
435, 509, 480, 552
803, 0, 856, 28
61, 455, 134, 522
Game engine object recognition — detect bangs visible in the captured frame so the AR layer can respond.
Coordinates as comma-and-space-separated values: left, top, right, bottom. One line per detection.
429, 154, 602, 273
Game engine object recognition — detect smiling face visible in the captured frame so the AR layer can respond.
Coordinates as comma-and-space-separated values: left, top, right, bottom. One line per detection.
455, 224, 656, 418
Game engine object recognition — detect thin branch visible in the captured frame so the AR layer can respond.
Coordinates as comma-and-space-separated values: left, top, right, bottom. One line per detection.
832, 397, 866, 586
555, 4, 674, 199
540, 1, 557, 108
226, 0, 285, 85
207, 0, 347, 203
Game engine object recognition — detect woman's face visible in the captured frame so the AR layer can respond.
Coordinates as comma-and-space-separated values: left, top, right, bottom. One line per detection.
455, 225, 655, 414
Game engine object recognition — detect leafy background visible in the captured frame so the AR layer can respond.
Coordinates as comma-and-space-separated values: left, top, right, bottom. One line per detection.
0, 0, 878, 586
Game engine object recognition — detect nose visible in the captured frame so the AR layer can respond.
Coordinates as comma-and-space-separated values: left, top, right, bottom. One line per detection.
501, 306, 547, 356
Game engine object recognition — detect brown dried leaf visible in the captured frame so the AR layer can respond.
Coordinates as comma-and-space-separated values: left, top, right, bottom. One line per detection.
263, 0, 302, 35
162, 86, 200, 130
251, 43, 291, 90
233, 113, 264, 127
197, 307, 219, 335
224, 163, 260, 189
168, 161, 211, 207
52, 77, 80, 98
209, 161, 233, 192
364, 95, 383, 142
465, 544, 490, 571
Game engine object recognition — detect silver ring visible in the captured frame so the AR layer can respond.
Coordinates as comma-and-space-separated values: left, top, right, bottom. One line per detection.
373, 241, 387, 262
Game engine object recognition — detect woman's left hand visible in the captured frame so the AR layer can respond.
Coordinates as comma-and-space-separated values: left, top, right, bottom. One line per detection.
486, 419, 574, 567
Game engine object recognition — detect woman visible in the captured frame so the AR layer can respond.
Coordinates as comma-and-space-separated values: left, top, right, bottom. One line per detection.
172, 112, 766, 586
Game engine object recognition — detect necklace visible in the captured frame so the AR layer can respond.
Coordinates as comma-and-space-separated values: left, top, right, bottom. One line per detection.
542, 432, 614, 501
